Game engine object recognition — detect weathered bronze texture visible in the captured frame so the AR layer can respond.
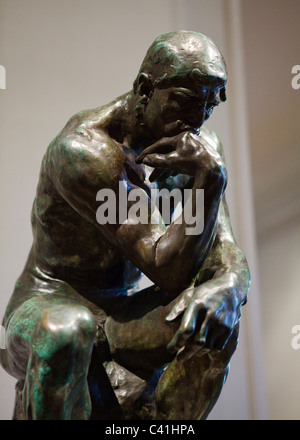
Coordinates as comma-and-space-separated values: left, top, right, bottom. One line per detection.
0, 31, 250, 420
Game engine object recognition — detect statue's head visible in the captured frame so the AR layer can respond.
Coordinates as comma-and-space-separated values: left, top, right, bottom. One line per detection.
134, 31, 227, 94
133, 31, 227, 138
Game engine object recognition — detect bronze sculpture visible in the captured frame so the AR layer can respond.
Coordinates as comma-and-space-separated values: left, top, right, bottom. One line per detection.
0, 31, 250, 420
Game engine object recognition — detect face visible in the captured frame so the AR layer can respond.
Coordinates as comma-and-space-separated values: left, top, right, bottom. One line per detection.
142, 80, 223, 139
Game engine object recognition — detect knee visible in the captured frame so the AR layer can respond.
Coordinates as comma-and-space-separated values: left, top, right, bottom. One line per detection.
37, 304, 97, 361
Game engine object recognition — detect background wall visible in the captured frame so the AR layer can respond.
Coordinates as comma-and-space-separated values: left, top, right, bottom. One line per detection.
1, 0, 297, 420
241, 0, 300, 420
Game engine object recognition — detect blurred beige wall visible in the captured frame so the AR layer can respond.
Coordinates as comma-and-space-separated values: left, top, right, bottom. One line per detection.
0, 0, 268, 420
241, 0, 300, 419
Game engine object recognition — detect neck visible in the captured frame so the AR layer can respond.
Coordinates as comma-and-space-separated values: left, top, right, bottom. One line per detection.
106, 91, 153, 153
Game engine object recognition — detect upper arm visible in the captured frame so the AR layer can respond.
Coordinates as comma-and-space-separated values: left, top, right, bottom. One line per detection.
48, 129, 167, 277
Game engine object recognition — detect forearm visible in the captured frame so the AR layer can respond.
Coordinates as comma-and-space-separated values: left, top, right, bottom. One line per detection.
152, 166, 227, 292
195, 234, 250, 308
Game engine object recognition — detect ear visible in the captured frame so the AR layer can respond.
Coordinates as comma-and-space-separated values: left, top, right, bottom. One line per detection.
136, 73, 153, 97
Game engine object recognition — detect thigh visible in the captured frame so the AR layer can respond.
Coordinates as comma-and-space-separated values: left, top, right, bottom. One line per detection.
104, 286, 181, 378
2, 274, 98, 381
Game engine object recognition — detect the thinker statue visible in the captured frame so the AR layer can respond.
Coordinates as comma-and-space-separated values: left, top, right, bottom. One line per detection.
0, 31, 250, 420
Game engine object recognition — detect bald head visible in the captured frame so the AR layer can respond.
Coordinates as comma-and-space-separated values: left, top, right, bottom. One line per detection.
134, 31, 227, 98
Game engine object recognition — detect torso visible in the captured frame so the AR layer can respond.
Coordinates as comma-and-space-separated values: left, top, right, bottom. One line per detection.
28, 99, 221, 296
30, 103, 143, 294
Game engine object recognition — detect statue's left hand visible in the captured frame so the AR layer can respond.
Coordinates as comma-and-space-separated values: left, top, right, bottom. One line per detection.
165, 273, 242, 362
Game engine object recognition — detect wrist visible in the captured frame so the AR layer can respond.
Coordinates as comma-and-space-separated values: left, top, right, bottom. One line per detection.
194, 162, 227, 195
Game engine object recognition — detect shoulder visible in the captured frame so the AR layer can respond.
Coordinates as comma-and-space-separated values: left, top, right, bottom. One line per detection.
48, 112, 125, 188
